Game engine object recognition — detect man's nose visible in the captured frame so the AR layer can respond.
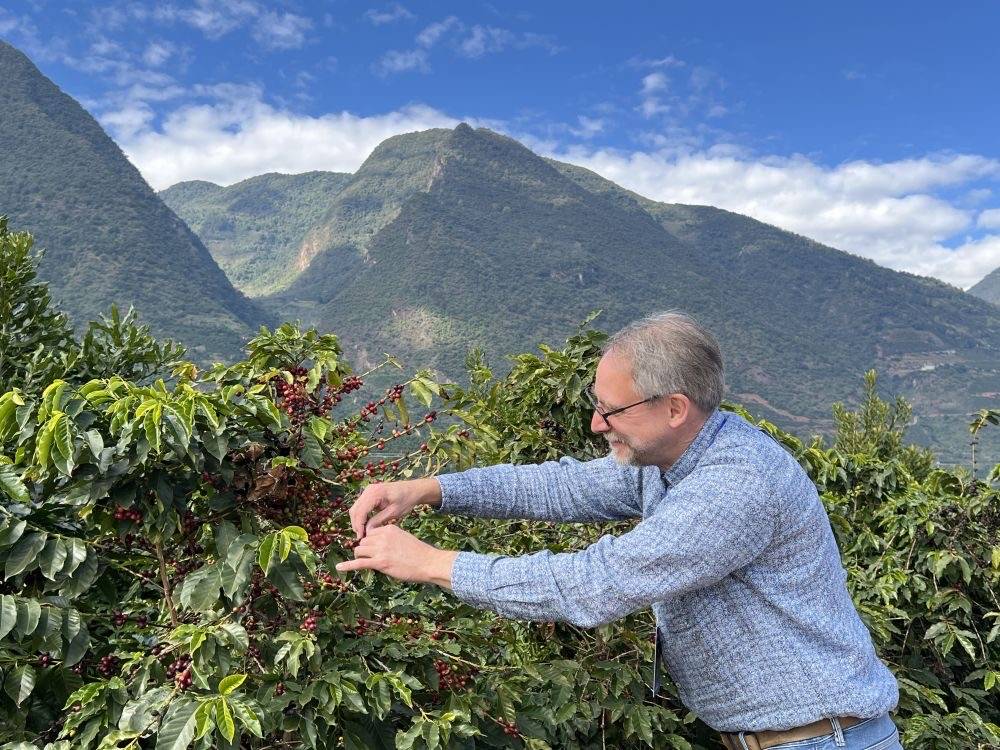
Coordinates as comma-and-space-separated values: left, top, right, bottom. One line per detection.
590, 410, 609, 434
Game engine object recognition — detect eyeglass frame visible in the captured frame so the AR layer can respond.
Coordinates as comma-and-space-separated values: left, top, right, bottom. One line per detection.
584, 386, 663, 429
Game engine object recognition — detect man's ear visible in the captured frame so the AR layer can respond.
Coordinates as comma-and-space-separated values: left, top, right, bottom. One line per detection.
664, 394, 692, 427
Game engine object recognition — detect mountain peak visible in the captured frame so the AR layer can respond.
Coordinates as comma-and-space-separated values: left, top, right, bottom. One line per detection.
0, 40, 270, 359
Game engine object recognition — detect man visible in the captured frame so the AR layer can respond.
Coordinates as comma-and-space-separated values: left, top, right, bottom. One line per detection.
336, 312, 903, 750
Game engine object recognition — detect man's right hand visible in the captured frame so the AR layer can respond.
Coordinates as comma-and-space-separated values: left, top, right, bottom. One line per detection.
347, 477, 442, 540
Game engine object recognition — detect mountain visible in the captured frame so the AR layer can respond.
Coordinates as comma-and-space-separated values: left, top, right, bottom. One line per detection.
0, 40, 270, 360
160, 172, 351, 296
163, 125, 1000, 465
969, 266, 1000, 305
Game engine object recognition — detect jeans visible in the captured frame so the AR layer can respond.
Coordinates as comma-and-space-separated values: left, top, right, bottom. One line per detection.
761, 714, 903, 750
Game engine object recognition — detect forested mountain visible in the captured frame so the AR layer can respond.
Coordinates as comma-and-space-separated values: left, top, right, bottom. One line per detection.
164, 124, 1000, 464
0, 40, 271, 360
160, 172, 351, 296
969, 266, 1000, 305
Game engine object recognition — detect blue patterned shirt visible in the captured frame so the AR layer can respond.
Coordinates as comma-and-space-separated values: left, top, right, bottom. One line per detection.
435, 409, 899, 732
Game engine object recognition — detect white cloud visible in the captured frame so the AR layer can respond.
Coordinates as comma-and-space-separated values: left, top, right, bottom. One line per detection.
110, 89, 461, 189
376, 16, 558, 75
977, 208, 1000, 230
142, 40, 175, 66
457, 25, 559, 58
365, 3, 415, 25
458, 25, 513, 57
373, 48, 429, 75
415, 16, 461, 47
549, 144, 1000, 288
570, 116, 605, 139
252, 10, 311, 50
641, 72, 668, 95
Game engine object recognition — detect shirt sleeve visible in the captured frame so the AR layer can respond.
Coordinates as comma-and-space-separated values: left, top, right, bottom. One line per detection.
435, 455, 647, 523
447, 459, 778, 627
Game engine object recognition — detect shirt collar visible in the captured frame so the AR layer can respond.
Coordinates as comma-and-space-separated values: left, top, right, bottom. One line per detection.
660, 408, 727, 487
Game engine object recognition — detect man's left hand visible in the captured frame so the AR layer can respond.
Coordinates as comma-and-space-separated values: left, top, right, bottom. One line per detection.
334, 525, 457, 589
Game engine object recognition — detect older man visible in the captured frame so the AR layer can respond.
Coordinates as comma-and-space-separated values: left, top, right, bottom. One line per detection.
337, 312, 903, 750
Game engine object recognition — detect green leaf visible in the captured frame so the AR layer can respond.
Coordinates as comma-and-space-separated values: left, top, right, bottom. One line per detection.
64, 624, 90, 666
5, 532, 46, 579
0, 519, 26, 548
409, 379, 433, 408
266, 561, 305, 601
277, 531, 291, 563
144, 406, 162, 454
179, 565, 222, 612
218, 622, 249, 652
257, 534, 276, 574
154, 697, 199, 750
215, 698, 236, 743
15, 597, 41, 637
307, 416, 328, 441
39, 538, 68, 580
0, 595, 16, 639
396, 721, 424, 750
218, 674, 246, 695
192, 702, 214, 741
59, 547, 99, 596
0, 464, 28, 503
34, 418, 54, 469
84, 429, 104, 459
230, 699, 263, 738
119, 685, 172, 732
50, 412, 75, 476
61, 538, 88, 577
4, 664, 35, 706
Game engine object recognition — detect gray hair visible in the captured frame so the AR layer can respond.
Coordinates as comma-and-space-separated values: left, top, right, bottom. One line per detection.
602, 311, 725, 414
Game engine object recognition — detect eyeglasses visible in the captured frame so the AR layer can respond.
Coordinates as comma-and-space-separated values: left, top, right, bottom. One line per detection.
584, 386, 662, 429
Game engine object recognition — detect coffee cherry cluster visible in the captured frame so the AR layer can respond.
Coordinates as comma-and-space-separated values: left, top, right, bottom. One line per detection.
38, 653, 53, 667
112, 610, 127, 627
167, 655, 193, 689
113, 506, 142, 523
433, 659, 475, 691
499, 719, 520, 738
300, 611, 319, 632
97, 654, 119, 676
339, 375, 363, 394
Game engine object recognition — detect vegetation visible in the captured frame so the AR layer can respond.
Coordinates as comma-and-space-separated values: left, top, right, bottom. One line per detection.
0, 42, 270, 361
0, 237, 998, 749
160, 173, 352, 296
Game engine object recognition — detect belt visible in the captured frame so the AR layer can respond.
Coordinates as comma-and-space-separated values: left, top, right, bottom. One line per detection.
719, 716, 864, 750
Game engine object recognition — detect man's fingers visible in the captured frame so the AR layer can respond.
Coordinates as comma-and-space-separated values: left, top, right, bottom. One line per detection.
335, 558, 377, 573
365, 507, 398, 533
349, 495, 383, 539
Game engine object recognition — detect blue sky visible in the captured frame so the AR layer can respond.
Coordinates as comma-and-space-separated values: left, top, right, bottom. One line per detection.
2, 0, 1000, 288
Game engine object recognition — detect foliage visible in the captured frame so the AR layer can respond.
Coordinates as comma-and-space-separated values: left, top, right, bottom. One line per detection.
0, 217, 77, 393
832, 369, 935, 479
1, 221, 186, 393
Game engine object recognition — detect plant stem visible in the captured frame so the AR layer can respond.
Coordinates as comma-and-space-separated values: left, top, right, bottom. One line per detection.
155, 539, 179, 627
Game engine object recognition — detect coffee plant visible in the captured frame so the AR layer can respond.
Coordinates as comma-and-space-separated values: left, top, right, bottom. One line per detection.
0, 227, 998, 749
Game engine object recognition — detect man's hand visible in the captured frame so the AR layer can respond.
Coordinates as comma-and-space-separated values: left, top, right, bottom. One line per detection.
347, 477, 442, 539
334, 525, 457, 588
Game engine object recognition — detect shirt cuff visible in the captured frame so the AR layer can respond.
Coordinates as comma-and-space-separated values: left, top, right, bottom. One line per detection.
448, 550, 500, 609
434, 471, 474, 515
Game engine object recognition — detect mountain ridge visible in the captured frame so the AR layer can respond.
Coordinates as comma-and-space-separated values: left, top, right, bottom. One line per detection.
0, 39, 270, 360
161, 124, 1000, 464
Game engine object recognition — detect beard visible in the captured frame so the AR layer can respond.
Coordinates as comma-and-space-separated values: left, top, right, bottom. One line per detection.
606, 435, 656, 467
